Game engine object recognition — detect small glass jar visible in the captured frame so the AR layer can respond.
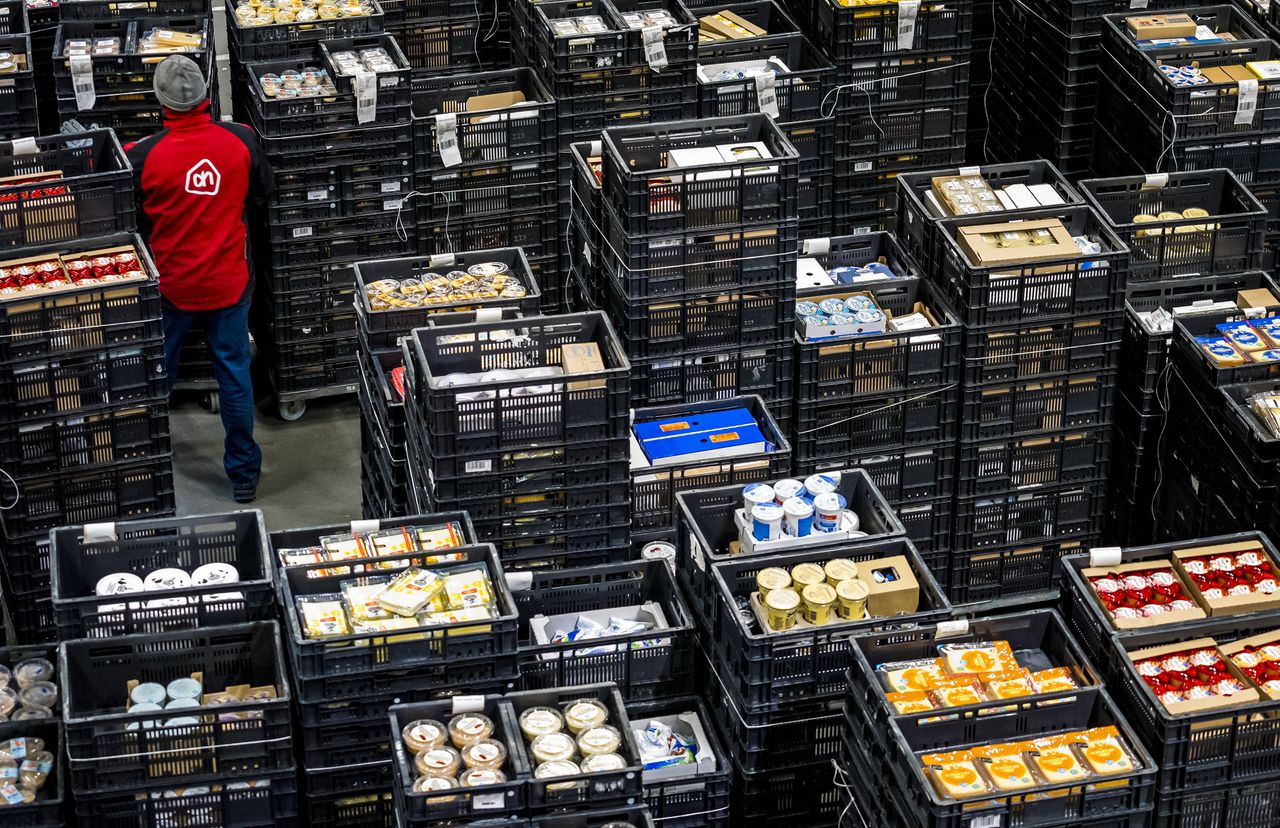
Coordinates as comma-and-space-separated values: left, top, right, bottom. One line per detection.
403, 719, 447, 754
519, 706, 564, 741
563, 699, 608, 735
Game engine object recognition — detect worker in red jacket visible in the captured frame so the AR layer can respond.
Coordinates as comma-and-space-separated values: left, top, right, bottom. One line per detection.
127, 55, 272, 503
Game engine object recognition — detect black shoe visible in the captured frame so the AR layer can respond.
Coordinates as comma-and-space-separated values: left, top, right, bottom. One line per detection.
233, 485, 258, 504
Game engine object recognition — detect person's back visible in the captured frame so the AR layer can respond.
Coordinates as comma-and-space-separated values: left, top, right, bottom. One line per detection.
128, 54, 271, 503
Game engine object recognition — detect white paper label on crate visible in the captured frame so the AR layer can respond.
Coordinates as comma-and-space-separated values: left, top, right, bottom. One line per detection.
353, 69, 377, 125
967, 816, 1002, 828
350, 519, 380, 534
381, 180, 402, 194
1089, 546, 1123, 567
435, 113, 463, 168
1237, 79, 1260, 126
643, 25, 669, 71
583, 240, 592, 265
896, 0, 920, 49
506, 572, 533, 592
71, 55, 95, 111
754, 70, 780, 118
430, 252, 456, 268
802, 237, 831, 255
292, 226, 313, 239
465, 459, 493, 474
83, 522, 117, 543
958, 165, 980, 176
11, 137, 38, 156
855, 161, 872, 172
452, 695, 486, 714
934, 619, 970, 639
379, 75, 398, 88
590, 140, 603, 156
475, 307, 502, 322
1130, 0, 1149, 8
383, 198, 404, 212
853, 225, 872, 235
472, 793, 505, 811
689, 531, 706, 572
306, 189, 328, 202
1142, 173, 1169, 189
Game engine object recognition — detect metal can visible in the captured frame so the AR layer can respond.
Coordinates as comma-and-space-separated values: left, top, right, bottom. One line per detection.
801, 582, 837, 625
763, 588, 800, 631
756, 566, 791, 598
835, 578, 869, 620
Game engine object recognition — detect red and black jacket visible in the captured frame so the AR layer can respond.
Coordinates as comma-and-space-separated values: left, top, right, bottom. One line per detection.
126, 103, 273, 311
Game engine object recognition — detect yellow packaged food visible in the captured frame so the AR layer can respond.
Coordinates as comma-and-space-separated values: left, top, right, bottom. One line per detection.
352, 614, 420, 634
1030, 667, 1079, 694
298, 595, 349, 638
415, 523, 465, 552
342, 578, 395, 624
928, 676, 987, 708
886, 690, 935, 715
922, 750, 990, 799
443, 569, 495, 610
939, 640, 1016, 675
1073, 726, 1136, 776
377, 567, 445, 616
1197, 336, 1247, 367
424, 606, 494, 626
320, 534, 368, 563
984, 670, 1037, 700
880, 658, 947, 693
363, 528, 415, 557
973, 743, 1037, 791
1029, 734, 1090, 784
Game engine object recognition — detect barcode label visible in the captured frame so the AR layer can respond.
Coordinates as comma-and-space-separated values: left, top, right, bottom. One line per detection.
1237, 79, 1259, 126
896, 0, 920, 50
435, 113, 463, 168
968, 816, 1002, 828
383, 198, 403, 211
306, 189, 328, 202
381, 181, 402, 193
292, 226, 313, 239
465, 459, 492, 474
855, 161, 872, 172
643, 25, 668, 71
755, 70, 779, 118
353, 70, 377, 125
71, 55, 96, 111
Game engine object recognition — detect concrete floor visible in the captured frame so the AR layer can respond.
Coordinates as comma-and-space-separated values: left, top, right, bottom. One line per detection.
169, 390, 362, 531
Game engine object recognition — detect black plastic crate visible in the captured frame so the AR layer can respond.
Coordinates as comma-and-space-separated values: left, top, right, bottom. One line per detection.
957, 427, 1112, 497
830, 47, 970, 106
0, 130, 134, 249
628, 339, 792, 407
1171, 305, 1280, 390
403, 312, 630, 456
532, 806, 655, 828
947, 532, 1096, 607
229, 0, 385, 61
1220, 377, 1280, 465
506, 683, 646, 812
0, 717, 63, 826
730, 758, 840, 827
278, 543, 519, 681
793, 383, 960, 461
55, 0, 206, 17
0, 0, 23, 34
49, 510, 273, 640
305, 766, 394, 828
72, 770, 299, 827
0, 455, 174, 539
898, 495, 954, 563
388, 694, 528, 824
795, 278, 962, 404
512, 560, 695, 699
358, 347, 406, 449
1079, 169, 1268, 282
554, 89, 700, 148
388, 15, 484, 74
602, 114, 799, 237
696, 34, 832, 123
414, 156, 559, 225
267, 311, 357, 346
836, 98, 967, 160
624, 695, 731, 827
803, 0, 973, 60
52, 16, 212, 94
708, 537, 949, 712
895, 159, 1082, 271
959, 368, 1116, 442
630, 395, 790, 532
419, 206, 559, 265
430, 469, 630, 522
0, 399, 168, 481
963, 310, 1125, 386
60, 622, 293, 794
955, 475, 1108, 549
1153, 775, 1280, 828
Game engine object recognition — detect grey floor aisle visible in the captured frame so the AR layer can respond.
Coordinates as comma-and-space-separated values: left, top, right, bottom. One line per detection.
169, 391, 361, 529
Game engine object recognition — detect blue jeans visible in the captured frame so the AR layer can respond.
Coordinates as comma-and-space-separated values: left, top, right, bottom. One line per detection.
161, 291, 262, 491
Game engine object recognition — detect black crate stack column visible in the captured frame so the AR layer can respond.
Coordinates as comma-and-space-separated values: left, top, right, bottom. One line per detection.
789, 231, 962, 585
400, 311, 633, 568
964, 0, 993, 160
512, 0, 700, 313
690, 6, 836, 238
899, 161, 1128, 608
1075, 170, 1272, 545
408, 69, 561, 309
235, 30, 418, 420
0, 0, 37, 140
598, 114, 798, 421
1093, 6, 1280, 264
790, 0, 974, 233
53, 6, 215, 144
0, 130, 174, 644
352, 248, 545, 519
381, 0, 506, 76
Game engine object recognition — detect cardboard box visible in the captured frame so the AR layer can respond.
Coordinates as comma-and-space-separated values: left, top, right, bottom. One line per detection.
1078, 560, 1208, 630
1127, 638, 1260, 715
798, 290, 887, 340
1238, 287, 1280, 312
956, 219, 1079, 266
530, 601, 672, 659
1173, 540, 1280, 616
1126, 13, 1196, 40
861, 555, 920, 616
699, 10, 765, 40
562, 341, 606, 391
1220, 630, 1280, 699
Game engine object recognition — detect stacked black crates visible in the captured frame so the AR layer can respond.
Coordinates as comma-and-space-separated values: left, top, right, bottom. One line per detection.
1076, 169, 1272, 545
901, 160, 1127, 606
400, 311, 633, 567
692, 18, 836, 237
51, 512, 294, 823
352, 248, 543, 519
236, 29, 417, 418
0, 130, 173, 643
381, 0, 506, 76
53, 4, 215, 143
790, 232, 962, 579
0, 0, 36, 140
789, 0, 974, 231
409, 69, 561, 311
269, 514, 520, 828
1093, 6, 1280, 262
599, 114, 798, 414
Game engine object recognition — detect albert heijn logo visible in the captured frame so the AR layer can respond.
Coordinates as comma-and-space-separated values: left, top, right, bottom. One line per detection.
185, 159, 221, 196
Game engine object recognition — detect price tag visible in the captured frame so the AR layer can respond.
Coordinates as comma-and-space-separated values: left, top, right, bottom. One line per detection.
896, 0, 920, 50
472, 794, 505, 811
852, 225, 872, 235
465, 459, 492, 474
643, 25, 668, 71
71, 55, 96, 111
435, 113, 463, 168
505, 571, 533, 592
383, 197, 403, 211
958, 165, 981, 176
306, 189, 328, 202
935, 619, 970, 639
430, 252, 456, 268
1142, 173, 1169, 189
1089, 546, 1123, 567
379, 75, 398, 88
855, 161, 872, 172
754, 70, 780, 118
1236, 79, 1259, 126
353, 69, 377, 125
292, 226, 313, 239
381, 180, 402, 193
690, 532, 706, 572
